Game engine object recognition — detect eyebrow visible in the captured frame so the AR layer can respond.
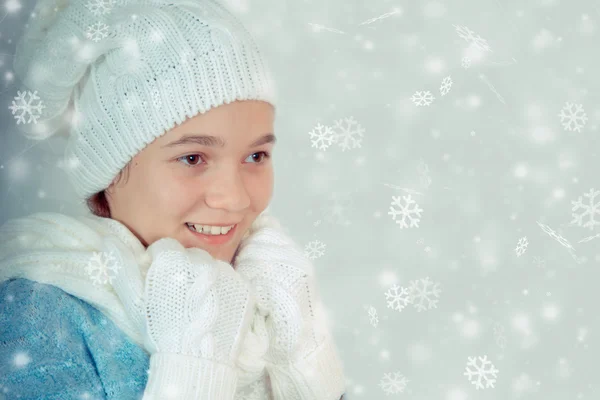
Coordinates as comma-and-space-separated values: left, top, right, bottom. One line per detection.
162, 133, 277, 148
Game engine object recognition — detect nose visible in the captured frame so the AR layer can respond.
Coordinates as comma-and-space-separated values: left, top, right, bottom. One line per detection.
204, 164, 251, 211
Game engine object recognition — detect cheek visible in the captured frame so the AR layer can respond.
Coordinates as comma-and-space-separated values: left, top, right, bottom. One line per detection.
246, 170, 274, 207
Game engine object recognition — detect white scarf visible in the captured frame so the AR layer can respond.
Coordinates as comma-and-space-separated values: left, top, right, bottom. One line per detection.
0, 211, 269, 385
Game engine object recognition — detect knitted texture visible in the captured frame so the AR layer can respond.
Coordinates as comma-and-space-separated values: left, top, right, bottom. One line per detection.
104, 235, 257, 398
234, 214, 347, 400
0, 212, 273, 398
0, 278, 274, 399
12, 0, 278, 201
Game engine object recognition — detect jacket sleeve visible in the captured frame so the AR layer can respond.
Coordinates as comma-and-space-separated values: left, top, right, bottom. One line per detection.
0, 278, 108, 400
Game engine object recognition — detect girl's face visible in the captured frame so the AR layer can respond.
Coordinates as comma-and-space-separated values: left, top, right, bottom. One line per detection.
106, 100, 276, 264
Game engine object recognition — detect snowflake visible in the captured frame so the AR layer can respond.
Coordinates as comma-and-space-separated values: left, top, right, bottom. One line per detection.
453, 24, 492, 52
440, 75, 453, 96
86, 0, 116, 16
536, 221, 575, 252
492, 322, 507, 350
85, 249, 121, 286
379, 371, 409, 395
515, 236, 528, 257
86, 21, 110, 42
571, 188, 600, 230
304, 240, 326, 260
410, 90, 435, 106
408, 277, 440, 312
321, 192, 354, 226
368, 306, 379, 327
464, 355, 499, 389
461, 56, 471, 69
532, 256, 546, 268
332, 116, 365, 151
384, 284, 412, 312
308, 122, 336, 151
388, 194, 423, 228
9, 90, 46, 124
558, 102, 588, 132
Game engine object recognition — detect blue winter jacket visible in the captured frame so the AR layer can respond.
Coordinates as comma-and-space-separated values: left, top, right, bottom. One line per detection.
0, 278, 150, 399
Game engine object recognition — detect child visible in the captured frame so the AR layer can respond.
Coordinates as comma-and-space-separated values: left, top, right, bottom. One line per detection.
0, 0, 347, 398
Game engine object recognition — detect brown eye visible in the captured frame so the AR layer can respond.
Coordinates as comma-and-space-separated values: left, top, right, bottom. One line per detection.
178, 154, 204, 168
246, 151, 271, 164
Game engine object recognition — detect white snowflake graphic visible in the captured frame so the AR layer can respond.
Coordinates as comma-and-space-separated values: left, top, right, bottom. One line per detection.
461, 56, 472, 69
308, 122, 336, 151
388, 194, 423, 228
515, 236, 528, 257
408, 277, 440, 312
410, 90, 435, 106
86, 21, 110, 42
384, 284, 412, 312
378, 371, 409, 395
85, 250, 121, 286
464, 355, 499, 389
9, 90, 46, 125
558, 102, 588, 132
571, 188, 600, 230
86, 0, 116, 16
440, 75, 453, 96
331, 116, 365, 151
453, 24, 492, 52
368, 306, 379, 327
304, 240, 326, 260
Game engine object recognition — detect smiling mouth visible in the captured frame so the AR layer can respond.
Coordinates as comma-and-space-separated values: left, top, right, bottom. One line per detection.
185, 223, 236, 235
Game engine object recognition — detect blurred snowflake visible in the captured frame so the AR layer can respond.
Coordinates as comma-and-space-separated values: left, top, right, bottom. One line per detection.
515, 236, 528, 257
86, 250, 121, 286
308, 122, 336, 151
9, 90, 46, 125
304, 240, 326, 260
440, 76, 453, 96
464, 355, 499, 389
558, 102, 588, 132
388, 194, 423, 228
409, 277, 441, 312
410, 90, 435, 106
378, 371, 409, 394
86, 0, 115, 16
332, 116, 365, 152
384, 284, 412, 312
571, 188, 600, 230
86, 21, 110, 42
368, 306, 379, 327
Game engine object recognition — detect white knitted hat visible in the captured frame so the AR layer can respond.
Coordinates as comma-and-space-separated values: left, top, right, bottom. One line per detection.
12, 0, 278, 202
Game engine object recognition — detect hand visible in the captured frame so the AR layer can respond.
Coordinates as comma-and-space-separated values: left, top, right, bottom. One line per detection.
102, 236, 256, 399
234, 213, 346, 400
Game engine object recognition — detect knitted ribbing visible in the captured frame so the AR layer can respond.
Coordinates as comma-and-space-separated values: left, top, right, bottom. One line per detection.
12, 0, 277, 201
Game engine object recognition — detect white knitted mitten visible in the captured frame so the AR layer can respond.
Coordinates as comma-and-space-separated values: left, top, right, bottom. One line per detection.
233, 214, 346, 400
103, 236, 256, 400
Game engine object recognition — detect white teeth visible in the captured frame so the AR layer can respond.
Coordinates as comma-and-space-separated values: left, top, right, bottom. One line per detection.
187, 223, 234, 235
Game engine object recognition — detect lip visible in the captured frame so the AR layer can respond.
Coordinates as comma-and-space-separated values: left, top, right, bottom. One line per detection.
185, 223, 238, 245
